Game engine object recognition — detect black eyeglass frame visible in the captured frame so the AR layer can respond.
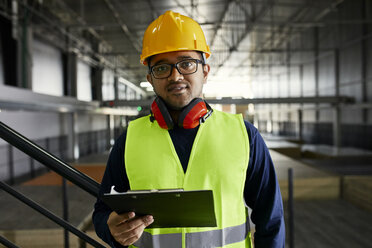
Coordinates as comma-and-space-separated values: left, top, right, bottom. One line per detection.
149, 59, 205, 79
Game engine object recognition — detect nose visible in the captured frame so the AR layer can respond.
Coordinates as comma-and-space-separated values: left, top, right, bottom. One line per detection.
168, 66, 184, 81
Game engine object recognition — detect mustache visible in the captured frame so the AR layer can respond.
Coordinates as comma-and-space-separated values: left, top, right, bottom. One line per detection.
166, 80, 190, 86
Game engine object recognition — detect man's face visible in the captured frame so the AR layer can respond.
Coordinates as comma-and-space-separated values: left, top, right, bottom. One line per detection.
147, 51, 210, 110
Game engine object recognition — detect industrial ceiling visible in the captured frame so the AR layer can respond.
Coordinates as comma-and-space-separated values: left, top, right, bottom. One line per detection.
2, 0, 348, 98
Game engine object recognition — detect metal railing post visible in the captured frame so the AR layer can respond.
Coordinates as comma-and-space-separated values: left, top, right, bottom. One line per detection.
62, 178, 69, 248
288, 168, 294, 248
8, 144, 14, 185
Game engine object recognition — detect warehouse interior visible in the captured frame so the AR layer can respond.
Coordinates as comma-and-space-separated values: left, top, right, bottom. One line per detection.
0, 0, 372, 247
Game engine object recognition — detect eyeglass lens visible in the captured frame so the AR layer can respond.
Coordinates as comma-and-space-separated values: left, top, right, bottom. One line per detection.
152, 59, 198, 79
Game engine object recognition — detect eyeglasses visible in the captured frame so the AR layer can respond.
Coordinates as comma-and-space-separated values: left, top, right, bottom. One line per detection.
150, 59, 204, 79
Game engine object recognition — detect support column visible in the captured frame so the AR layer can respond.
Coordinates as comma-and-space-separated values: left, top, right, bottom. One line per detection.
64, 52, 78, 97
276, 75, 281, 134
299, 64, 304, 140
254, 113, 259, 131
299, 65, 304, 98
18, 7, 32, 89
333, 106, 341, 150
286, 42, 291, 99
298, 109, 303, 141
334, 47, 341, 149
269, 111, 273, 134
126, 86, 131, 100
361, 0, 368, 123
0, 6, 18, 86
122, 84, 127, 100
106, 115, 114, 149
287, 112, 292, 136
65, 112, 79, 161
92, 66, 103, 101
114, 74, 119, 100
335, 49, 340, 97
314, 27, 320, 122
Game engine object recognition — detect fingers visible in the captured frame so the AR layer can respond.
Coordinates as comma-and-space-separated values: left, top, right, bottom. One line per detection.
107, 212, 154, 246
108, 211, 135, 226
119, 216, 154, 245
122, 215, 154, 232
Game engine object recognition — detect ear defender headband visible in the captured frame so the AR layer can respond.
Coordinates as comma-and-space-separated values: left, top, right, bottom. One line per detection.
150, 97, 213, 130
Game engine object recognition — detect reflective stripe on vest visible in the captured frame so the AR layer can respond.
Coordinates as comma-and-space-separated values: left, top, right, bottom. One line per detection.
186, 220, 250, 247
134, 232, 182, 248
133, 220, 250, 248
126, 109, 251, 248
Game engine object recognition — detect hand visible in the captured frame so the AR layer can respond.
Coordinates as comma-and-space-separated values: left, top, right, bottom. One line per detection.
107, 211, 154, 246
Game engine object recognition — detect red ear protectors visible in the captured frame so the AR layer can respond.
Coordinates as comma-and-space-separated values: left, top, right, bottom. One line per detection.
178, 98, 209, 129
151, 97, 174, 129
150, 97, 212, 129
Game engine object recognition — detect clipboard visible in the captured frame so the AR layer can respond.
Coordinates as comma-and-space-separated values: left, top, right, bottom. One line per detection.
101, 189, 217, 228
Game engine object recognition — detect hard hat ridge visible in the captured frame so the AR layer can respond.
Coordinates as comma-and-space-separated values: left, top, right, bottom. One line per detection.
164, 10, 183, 32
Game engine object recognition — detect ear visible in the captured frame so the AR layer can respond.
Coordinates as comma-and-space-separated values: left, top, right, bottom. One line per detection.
147, 74, 153, 86
202, 64, 210, 84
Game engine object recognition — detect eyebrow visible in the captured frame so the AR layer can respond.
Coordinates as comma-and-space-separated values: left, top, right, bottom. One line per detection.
153, 56, 196, 66
177, 55, 194, 60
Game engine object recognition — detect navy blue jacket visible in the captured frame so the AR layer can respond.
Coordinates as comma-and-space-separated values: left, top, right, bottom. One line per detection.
93, 118, 285, 248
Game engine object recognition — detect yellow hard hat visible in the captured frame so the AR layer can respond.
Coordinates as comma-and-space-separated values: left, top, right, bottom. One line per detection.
140, 10, 211, 65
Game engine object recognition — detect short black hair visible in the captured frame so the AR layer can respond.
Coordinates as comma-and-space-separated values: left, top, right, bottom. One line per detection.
147, 56, 153, 73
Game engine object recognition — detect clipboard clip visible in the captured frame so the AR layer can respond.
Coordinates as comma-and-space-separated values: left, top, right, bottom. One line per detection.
110, 185, 121, 194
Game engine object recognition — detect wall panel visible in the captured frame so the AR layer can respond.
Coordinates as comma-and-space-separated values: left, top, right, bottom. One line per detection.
32, 39, 63, 96
339, 1, 363, 45
319, 109, 333, 123
318, 53, 335, 96
341, 108, 363, 124
303, 63, 315, 96
102, 69, 115, 101
76, 113, 107, 133
289, 66, 300, 97
340, 83, 363, 102
0, 111, 61, 145
302, 109, 316, 122
340, 44, 362, 87
77, 60, 92, 101
279, 74, 288, 97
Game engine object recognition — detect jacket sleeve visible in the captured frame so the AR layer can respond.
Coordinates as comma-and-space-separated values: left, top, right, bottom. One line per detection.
244, 121, 285, 248
92, 131, 130, 248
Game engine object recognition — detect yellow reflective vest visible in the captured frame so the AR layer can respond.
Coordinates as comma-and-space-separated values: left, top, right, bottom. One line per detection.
125, 109, 252, 248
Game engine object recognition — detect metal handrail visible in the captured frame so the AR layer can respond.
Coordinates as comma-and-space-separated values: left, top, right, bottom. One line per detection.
0, 235, 19, 248
0, 121, 99, 197
0, 121, 105, 247
0, 181, 105, 248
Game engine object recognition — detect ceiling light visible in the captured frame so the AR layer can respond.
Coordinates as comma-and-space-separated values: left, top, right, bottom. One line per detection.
140, 82, 152, 88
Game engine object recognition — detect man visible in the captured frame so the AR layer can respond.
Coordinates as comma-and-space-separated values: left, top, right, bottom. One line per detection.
93, 10, 285, 248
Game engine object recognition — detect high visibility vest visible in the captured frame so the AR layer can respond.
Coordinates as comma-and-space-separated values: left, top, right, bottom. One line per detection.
125, 110, 252, 248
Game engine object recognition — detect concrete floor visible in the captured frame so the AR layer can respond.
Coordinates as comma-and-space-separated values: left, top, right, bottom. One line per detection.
285, 199, 372, 248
